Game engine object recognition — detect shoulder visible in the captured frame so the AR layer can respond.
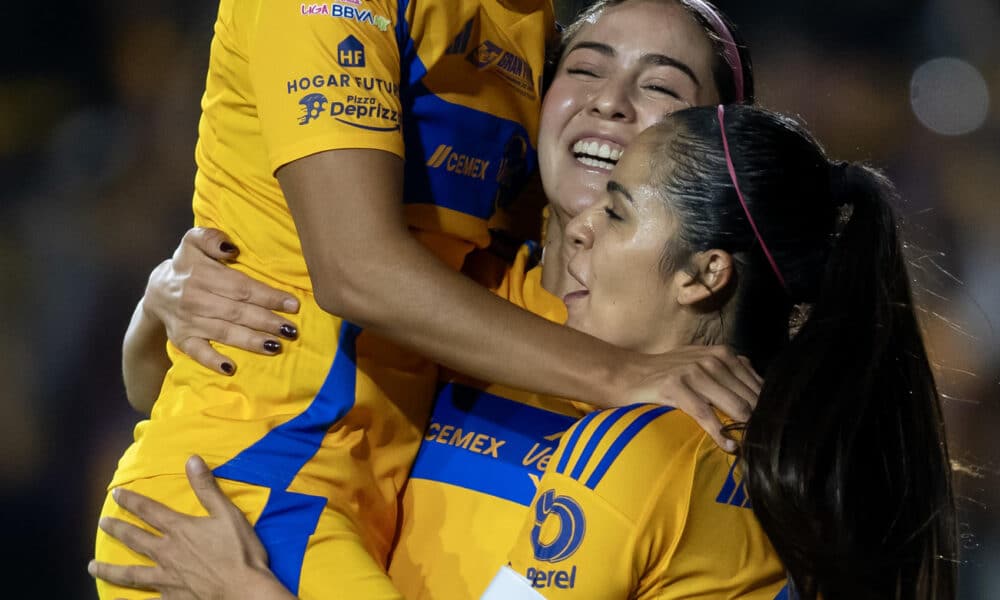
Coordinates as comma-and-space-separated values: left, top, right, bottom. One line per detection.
549, 405, 715, 505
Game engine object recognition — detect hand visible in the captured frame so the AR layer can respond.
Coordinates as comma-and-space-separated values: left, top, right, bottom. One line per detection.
88, 456, 289, 600
145, 227, 301, 375
625, 345, 763, 452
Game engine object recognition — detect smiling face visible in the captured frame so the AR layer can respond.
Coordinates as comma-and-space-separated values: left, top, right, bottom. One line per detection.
538, 0, 719, 222
561, 129, 686, 353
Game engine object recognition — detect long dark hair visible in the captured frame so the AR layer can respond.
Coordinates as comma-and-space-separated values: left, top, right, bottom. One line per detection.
549, 0, 755, 104
651, 105, 957, 599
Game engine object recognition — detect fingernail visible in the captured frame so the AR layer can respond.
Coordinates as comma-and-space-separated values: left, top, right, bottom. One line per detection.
263, 340, 281, 353
111, 488, 120, 501
279, 324, 298, 339
220, 241, 237, 253
98, 517, 108, 529
726, 440, 738, 453
87, 560, 97, 576
283, 298, 299, 313
221, 362, 235, 374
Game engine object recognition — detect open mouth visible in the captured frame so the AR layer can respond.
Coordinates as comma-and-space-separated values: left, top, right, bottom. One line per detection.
573, 139, 623, 170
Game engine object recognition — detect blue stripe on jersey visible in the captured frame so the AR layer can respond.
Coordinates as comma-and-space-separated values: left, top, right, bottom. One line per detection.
397, 12, 537, 224
408, 383, 578, 506
583, 406, 674, 490
554, 410, 602, 475
715, 459, 753, 509
211, 321, 362, 593
568, 405, 633, 481
252, 489, 326, 594
773, 583, 790, 599
401, 87, 537, 220
213, 321, 362, 488
716, 460, 739, 505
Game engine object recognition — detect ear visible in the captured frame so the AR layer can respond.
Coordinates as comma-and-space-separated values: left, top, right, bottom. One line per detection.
674, 249, 734, 306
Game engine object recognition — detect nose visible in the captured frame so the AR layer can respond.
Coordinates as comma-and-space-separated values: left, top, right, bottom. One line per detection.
565, 209, 596, 252
588, 75, 635, 122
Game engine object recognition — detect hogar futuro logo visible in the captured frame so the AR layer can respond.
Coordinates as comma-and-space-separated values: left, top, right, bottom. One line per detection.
530, 489, 585, 562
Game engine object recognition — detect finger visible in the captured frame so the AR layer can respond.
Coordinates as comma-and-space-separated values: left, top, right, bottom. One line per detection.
183, 293, 298, 341
185, 260, 299, 314
689, 365, 754, 423
669, 381, 735, 453
709, 347, 762, 396
738, 355, 765, 389
174, 337, 237, 376
99, 516, 162, 558
112, 488, 184, 534
181, 315, 285, 358
88, 560, 163, 592
696, 357, 756, 416
182, 227, 240, 261
185, 456, 234, 518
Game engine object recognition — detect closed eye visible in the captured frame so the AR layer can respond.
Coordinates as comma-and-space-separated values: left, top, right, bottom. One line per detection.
645, 84, 680, 99
566, 67, 599, 78
605, 207, 623, 221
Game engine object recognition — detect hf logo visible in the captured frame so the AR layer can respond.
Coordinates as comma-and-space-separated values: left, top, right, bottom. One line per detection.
530, 489, 586, 562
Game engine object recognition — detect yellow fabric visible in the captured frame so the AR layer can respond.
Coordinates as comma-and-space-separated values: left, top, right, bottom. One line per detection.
95, 475, 403, 600
389, 245, 589, 599
505, 404, 788, 598
105, 0, 556, 594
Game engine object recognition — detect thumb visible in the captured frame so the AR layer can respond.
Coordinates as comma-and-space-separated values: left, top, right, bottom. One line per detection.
185, 455, 231, 517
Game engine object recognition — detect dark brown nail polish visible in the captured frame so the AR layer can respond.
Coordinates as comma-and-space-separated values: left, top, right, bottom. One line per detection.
221, 362, 235, 374
220, 242, 237, 253
263, 340, 281, 353
279, 324, 298, 339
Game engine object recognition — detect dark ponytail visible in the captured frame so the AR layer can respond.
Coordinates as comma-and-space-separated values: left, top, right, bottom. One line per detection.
652, 105, 957, 599
743, 163, 956, 599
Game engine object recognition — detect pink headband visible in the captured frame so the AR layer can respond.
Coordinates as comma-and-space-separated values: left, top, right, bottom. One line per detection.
683, 0, 745, 103
717, 105, 787, 290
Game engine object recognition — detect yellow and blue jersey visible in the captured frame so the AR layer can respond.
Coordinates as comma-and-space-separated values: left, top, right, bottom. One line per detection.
102, 1, 556, 597
389, 246, 593, 599
504, 404, 790, 599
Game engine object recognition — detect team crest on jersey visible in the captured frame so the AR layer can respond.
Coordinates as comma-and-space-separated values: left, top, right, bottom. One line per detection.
298, 93, 328, 125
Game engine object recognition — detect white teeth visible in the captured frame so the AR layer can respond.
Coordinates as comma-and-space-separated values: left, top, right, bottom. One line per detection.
572, 139, 623, 169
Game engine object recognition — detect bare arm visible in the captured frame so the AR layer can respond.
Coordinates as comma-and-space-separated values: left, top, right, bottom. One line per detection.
122, 296, 171, 414
279, 149, 758, 436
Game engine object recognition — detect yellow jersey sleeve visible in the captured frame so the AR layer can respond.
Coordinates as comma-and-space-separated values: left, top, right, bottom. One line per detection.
505, 405, 788, 599
250, 0, 404, 172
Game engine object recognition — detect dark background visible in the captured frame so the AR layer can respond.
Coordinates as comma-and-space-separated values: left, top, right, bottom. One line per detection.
1, 0, 996, 596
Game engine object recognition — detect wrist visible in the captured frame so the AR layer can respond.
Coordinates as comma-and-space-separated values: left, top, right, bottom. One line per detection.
242, 566, 293, 600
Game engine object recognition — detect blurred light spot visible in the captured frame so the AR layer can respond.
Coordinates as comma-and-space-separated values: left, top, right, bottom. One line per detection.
910, 57, 990, 135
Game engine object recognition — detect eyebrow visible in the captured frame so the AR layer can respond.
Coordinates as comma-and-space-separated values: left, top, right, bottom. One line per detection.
565, 41, 701, 88
607, 180, 635, 205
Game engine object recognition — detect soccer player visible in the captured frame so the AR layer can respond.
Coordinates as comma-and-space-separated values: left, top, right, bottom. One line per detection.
489, 107, 957, 599
93, 1, 761, 599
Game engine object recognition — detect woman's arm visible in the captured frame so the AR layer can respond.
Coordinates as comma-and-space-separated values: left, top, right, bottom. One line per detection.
276, 149, 758, 448
89, 457, 297, 600
122, 297, 171, 414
